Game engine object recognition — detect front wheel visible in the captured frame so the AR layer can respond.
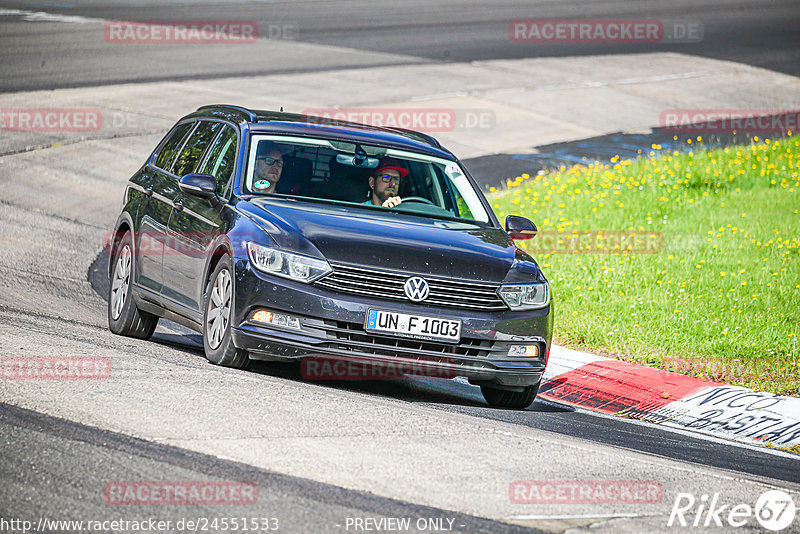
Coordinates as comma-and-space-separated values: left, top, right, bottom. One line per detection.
203, 255, 249, 369
480, 383, 540, 410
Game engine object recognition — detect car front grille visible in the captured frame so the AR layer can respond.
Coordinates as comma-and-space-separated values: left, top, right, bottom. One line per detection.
314, 263, 508, 312
319, 320, 506, 361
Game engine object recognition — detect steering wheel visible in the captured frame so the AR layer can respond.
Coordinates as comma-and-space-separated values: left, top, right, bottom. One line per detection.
401, 196, 435, 206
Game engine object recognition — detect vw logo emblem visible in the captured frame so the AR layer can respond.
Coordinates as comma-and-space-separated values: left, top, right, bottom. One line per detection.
404, 276, 430, 302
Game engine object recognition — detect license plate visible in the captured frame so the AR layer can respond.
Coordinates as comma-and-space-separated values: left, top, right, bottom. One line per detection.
365, 309, 461, 343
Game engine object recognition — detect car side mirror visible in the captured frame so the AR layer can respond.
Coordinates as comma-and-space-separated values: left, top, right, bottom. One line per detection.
179, 173, 218, 199
505, 215, 538, 240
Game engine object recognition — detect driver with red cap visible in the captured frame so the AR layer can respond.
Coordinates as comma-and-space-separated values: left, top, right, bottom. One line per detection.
364, 157, 409, 208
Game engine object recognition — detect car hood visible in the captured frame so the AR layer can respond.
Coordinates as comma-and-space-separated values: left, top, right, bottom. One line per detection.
239, 198, 543, 283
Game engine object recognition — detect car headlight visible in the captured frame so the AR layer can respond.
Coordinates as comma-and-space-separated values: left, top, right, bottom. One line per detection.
246, 242, 331, 283
497, 282, 550, 310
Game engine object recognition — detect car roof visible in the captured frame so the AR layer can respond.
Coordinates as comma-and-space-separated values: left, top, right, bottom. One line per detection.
184, 104, 456, 159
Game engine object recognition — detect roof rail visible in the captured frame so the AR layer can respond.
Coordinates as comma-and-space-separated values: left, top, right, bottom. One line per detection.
383, 126, 442, 149
196, 104, 257, 122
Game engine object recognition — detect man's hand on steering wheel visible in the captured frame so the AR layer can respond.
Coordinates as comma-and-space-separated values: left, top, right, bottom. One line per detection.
381, 196, 403, 208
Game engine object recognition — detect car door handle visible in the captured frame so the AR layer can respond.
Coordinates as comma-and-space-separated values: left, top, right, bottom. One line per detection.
172, 199, 184, 212
144, 186, 153, 198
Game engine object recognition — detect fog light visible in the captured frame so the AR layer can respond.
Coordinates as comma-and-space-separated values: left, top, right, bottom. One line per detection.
508, 344, 540, 357
251, 309, 301, 330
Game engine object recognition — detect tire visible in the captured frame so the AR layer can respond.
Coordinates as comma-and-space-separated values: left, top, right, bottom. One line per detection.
203, 255, 249, 369
108, 230, 158, 339
480, 382, 540, 410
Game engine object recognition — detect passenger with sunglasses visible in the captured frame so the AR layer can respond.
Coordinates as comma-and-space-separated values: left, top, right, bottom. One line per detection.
253, 141, 284, 194
363, 157, 409, 207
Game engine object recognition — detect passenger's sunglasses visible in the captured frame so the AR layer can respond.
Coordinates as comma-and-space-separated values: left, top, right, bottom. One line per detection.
256, 157, 283, 167
377, 173, 400, 183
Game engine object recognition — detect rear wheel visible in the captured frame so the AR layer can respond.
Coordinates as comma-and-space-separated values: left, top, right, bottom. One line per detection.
203, 255, 249, 369
480, 383, 540, 410
108, 231, 158, 339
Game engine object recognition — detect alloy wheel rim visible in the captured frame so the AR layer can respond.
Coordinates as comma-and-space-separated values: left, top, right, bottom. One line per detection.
206, 269, 231, 350
110, 244, 131, 321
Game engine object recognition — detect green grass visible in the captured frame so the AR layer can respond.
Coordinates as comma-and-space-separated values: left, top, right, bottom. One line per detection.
490, 135, 800, 396
765, 442, 800, 455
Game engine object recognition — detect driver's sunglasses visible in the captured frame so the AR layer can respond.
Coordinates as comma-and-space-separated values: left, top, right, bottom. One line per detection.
377, 173, 400, 183
257, 157, 283, 167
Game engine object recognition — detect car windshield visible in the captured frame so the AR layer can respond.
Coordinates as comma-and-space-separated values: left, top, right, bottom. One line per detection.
243, 134, 491, 223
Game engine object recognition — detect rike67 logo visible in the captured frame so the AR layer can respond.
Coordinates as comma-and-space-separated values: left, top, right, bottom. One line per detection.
668, 489, 796, 531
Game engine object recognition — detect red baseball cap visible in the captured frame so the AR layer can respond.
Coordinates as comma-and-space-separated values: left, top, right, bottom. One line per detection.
374, 157, 409, 178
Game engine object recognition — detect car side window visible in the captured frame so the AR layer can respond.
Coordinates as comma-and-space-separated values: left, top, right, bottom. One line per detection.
171, 121, 222, 178
199, 124, 238, 196
154, 122, 194, 171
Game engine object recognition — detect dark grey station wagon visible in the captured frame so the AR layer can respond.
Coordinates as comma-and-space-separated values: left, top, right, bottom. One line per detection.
108, 105, 552, 409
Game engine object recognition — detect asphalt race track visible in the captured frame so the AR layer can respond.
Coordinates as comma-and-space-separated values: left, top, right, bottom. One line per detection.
1, 1, 800, 533
0, 0, 799, 91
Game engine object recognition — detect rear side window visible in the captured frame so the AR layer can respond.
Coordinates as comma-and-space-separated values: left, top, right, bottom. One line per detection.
154, 122, 193, 171
199, 124, 238, 196
171, 121, 222, 177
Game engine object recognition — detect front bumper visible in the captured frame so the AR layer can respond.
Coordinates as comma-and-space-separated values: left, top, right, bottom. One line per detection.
232, 260, 553, 388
